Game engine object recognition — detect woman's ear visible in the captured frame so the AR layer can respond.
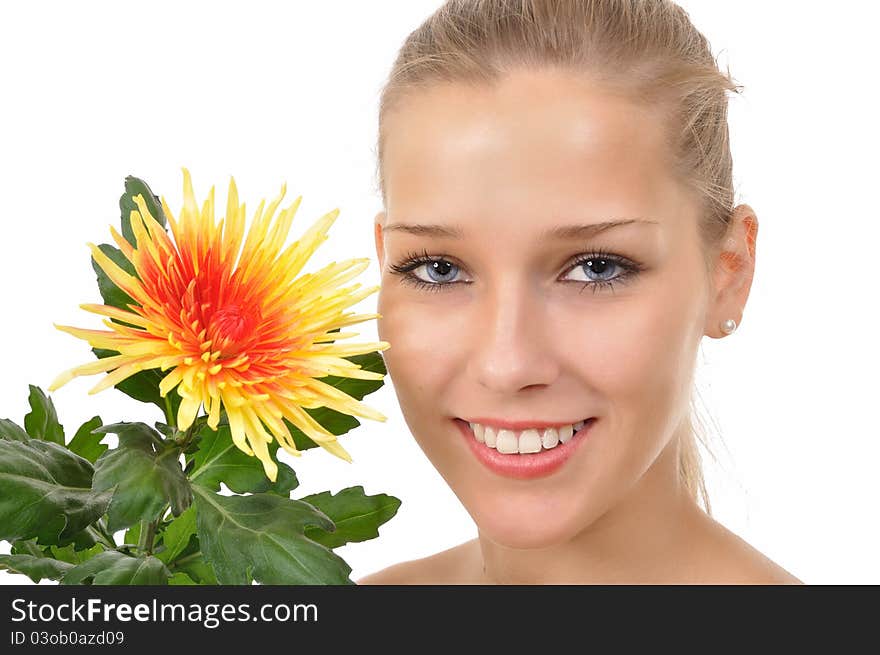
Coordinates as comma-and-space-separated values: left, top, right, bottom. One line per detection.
374, 211, 386, 270
705, 204, 758, 338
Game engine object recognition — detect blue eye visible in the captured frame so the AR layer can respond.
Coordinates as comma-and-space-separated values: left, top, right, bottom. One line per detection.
387, 249, 464, 293
566, 253, 628, 289
388, 247, 643, 294
421, 258, 461, 284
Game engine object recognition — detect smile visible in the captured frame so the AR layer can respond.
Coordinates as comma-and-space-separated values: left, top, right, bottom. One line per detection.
454, 417, 597, 480
468, 419, 589, 453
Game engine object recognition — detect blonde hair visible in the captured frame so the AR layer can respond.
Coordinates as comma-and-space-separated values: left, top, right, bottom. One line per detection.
375, 0, 744, 515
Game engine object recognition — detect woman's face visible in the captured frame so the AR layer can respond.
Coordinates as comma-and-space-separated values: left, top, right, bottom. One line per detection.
374, 68, 726, 549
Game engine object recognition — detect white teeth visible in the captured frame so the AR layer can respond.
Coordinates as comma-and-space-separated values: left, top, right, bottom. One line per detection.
518, 429, 542, 453
541, 427, 559, 449
467, 419, 592, 453
469, 422, 485, 443
496, 430, 519, 454
558, 424, 574, 444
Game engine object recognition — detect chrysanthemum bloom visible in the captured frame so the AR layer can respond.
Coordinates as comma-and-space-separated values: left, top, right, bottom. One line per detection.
49, 168, 390, 481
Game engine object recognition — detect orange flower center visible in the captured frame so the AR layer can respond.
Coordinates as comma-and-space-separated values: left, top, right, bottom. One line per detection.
210, 304, 262, 356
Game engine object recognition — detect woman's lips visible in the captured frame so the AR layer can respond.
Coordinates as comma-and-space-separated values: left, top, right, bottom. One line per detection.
454, 418, 596, 480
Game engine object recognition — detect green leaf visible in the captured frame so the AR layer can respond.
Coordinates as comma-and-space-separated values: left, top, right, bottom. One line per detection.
62, 550, 171, 585
67, 528, 100, 551
168, 571, 198, 585
173, 554, 218, 585
92, 422, 192, 532
192, 485, 353, 585
0, 439, 111, 545
283, 352, 386, 452
66, 416, 108, 463
10, 539, 45, 557
91, 348, 182, 419
90, 177, 171, 410
0, 418, 30, 442
23, 385, 65, 444
91, 243, 139, 316
49, 543, 104, 565
123, 523, 141, 546
0, 554, 75, 583
154, 422, 177, 439
120, 176, 167, 248
300, 486, 402, 550
156, 505, 196, 564
188, 425, 298, 495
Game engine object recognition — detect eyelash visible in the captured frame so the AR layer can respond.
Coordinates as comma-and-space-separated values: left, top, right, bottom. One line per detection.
387, 247, 645, 295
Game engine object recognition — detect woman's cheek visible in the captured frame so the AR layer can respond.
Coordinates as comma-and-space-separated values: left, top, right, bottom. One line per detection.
377, 292, 463, 405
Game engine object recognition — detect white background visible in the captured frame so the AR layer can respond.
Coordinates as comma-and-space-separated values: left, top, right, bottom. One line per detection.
1, 1, 877, 585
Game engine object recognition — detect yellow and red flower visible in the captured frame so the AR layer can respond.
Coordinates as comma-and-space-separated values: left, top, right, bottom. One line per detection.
49, 168, 390, 481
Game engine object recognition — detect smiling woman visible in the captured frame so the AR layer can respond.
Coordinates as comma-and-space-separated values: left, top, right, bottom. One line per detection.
357, 0, 801, 585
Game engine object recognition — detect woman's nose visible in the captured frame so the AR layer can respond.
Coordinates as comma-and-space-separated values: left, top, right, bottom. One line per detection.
465, 279, 560, 394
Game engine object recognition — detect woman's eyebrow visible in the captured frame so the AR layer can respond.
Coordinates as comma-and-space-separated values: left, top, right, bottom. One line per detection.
383, 218, 659, 239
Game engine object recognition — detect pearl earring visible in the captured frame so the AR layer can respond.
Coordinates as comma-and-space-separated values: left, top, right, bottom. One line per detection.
720, 319, 737, 335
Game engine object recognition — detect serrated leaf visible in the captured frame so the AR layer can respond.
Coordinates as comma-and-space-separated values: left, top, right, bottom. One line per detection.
192, 485, 353, 585
92, 422, 191, 532
156, 505, 196, 564
300, 486, 402, 550
91, 348, 182, 419
67, 416, 107, 463
0, 439, 111, 545
49, 543, 104, 565
62, 550, 171, 585
66, 528, 100, 551
0, 418, 30, 442
0, 554, 75, 583
188, 425, 298, 495
10, 539, 45, 557
23, 385, 65, 444
120, 176, 167, 248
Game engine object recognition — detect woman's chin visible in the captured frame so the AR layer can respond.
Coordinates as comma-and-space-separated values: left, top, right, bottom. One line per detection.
468, 499, 589, 550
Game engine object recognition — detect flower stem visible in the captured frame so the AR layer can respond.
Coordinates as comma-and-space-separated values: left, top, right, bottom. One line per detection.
176, 417, 202, 452
163, 394, 176, 429
87, 525, 116, 550
95, 518, 117, 548
137, 519, 159, 556
171, 551, 202, 568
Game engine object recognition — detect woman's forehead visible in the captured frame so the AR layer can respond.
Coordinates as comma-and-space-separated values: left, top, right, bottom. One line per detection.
382, 71, 680, 221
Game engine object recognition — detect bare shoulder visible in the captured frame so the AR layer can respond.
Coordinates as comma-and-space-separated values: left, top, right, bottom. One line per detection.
356, 540, 477, 585
693, 515, 804, 585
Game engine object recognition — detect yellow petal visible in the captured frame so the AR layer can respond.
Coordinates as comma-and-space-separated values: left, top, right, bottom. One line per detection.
88, 360, 147, 394
87, 242, 145, 302
242, 409, 278, 482
78, 303, 151, 327
316, 438, 352, 462
224, 406, 254, 456
159, 367, 184, 397
176, 392, 202, 430
207, 392, 221, 429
